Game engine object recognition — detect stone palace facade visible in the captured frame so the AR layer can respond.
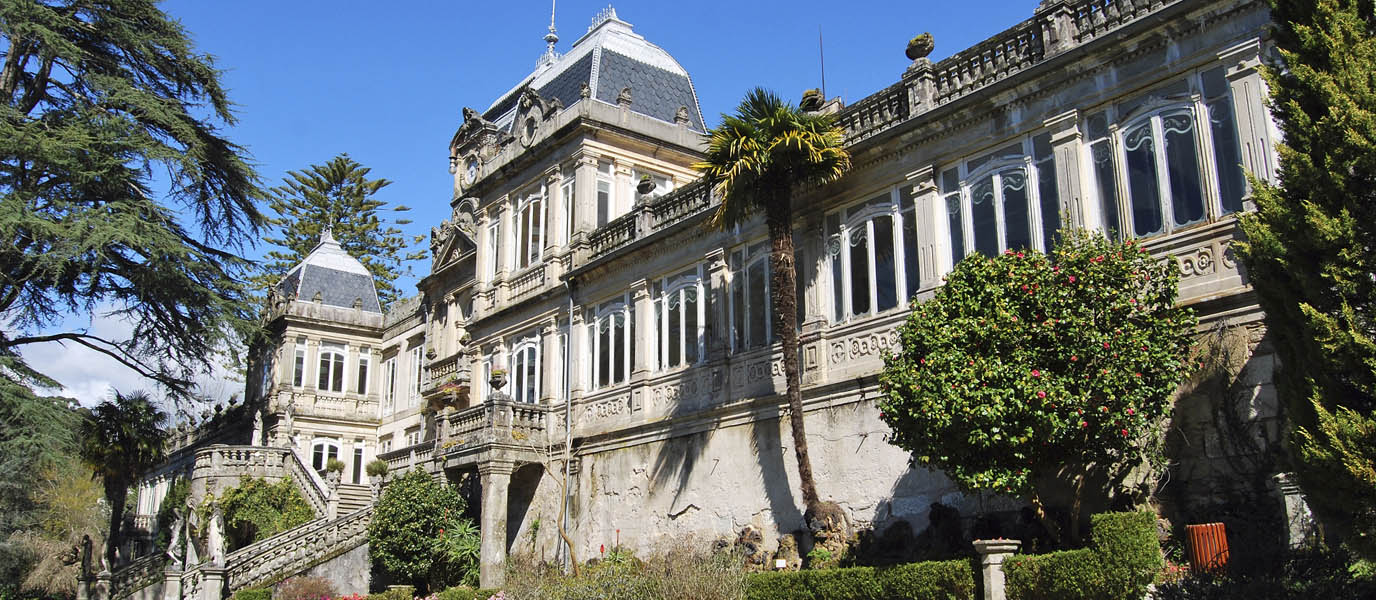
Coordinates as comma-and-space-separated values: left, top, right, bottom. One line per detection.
109, 1, 1301, 597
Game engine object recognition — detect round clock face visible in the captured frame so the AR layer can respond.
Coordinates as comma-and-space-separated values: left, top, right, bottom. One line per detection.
465, 157, 478, 183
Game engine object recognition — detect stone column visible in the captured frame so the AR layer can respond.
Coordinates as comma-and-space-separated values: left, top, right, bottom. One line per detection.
1044, 110, 1084, 229
545, 170, 566, 252
494, 199, 513, 306
630, 279, 653, 378
478, 461, 514, 588
614, 161, 634, 218
570, 156, 598, 246
568, 309, 587, 401
93, 571, 111, 600
704, 249, 729, 361
540, 321, 561, 405
974, 539, 1021, 600
1219, 39, 1275, 185
905, 164, 945, 288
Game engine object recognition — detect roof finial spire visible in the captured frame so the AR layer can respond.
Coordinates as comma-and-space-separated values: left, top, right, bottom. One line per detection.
539, 0, 560, 66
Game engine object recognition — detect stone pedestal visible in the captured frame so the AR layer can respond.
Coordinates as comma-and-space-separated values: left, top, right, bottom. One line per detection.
1273, 473, 1315, 549
200, 567, 226, 600
93, 572, 112, 600
974, 539, 1021, 600
162, 568, 183, 600
478, 462, 513, 588
76, 576, 91, 600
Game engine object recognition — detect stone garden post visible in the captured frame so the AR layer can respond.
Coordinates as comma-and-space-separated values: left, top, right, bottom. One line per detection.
974, 539, 1021, 600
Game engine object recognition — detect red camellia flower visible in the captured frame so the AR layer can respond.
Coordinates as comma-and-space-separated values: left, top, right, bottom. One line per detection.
1134, 372, 1142, 378
1121, 429, 1129, 437
1070, 355, 1079, 362
1069, 275, 1077, 283
1080, 421, 1088, 428
1103, 342, 1110, 349
1031, 369, 1041, 377
1127, 408, 1135, 415
1036, 391, 1046, 398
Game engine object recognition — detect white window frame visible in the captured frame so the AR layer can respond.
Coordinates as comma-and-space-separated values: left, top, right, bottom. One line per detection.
939, 137, 1059, 268
561, 171, 576, 246
311, 438, 340, 472
596, 160, 614, 227
515, 188, 544, 270
409, 345, 423, 407
1084, 67, 1248, 241
589, 294, 633, 390
381, 356, 397, 415
484, 221, 500, 280
292, 340, 306, 388
729, 241, 772, 351
356, 351, 370, 395
510, 335, 541, 404
654, 264, 706, 371
317, 342, 346, 393
826, 187, 916, 323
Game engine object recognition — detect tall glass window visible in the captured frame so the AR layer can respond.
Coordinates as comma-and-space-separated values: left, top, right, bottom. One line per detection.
1088, 68, 1248, 239
655, 265, 706, 370
561, 172, 575, 244
510, 336, 540, 403
596, 161, 614, 227
382, 357, 396, 414
589, 296, 633, 389
409, 346, 423, 407
356, 353, 369, 395
941, 138, 1061, 264
826, 188, 916, 322
484, 221, 500, 279
317, 342, 345, 393
515, 190, 544, 269
292, 341, 306, 388
731, 242, 772, 350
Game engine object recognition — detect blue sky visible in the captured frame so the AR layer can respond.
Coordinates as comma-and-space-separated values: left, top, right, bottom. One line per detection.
29, 0, 1039, 405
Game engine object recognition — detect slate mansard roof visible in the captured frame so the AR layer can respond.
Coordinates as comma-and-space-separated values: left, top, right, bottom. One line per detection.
483, 9, 706, 132
277, 230, 382, 314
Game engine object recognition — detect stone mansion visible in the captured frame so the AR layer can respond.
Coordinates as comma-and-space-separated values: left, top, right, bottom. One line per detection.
109, 1, 1296, 597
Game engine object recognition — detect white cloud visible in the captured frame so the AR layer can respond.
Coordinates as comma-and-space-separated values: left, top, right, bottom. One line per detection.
16, 308, 243, 410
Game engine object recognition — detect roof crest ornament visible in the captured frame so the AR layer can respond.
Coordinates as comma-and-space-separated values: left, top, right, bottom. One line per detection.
539, 0, 561, 67
589, 5, 617, 33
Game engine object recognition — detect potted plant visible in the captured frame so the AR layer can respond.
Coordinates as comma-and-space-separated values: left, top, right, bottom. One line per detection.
324, 458, 345, 486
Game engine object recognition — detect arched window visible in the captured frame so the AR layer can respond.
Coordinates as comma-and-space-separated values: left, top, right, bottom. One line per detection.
317, 342, 345, 393
731, 242, 771, 349
655, 265, 706, 370
311, 438, 340, 473
510, 336, 541, 403
589, 297, 633, 389
939, 136, 1061, 265
1087, 67, 1247, 239
827, 186, 921, 322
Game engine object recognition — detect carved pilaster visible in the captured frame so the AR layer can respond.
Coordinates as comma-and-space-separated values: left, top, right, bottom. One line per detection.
631, 280, 653, 378
1044, 110, 1084, 230
906, 164, 945, 288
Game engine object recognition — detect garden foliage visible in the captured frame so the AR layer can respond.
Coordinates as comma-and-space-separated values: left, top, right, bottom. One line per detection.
1004, 511, 1162, 600
368, 469, 471, 590
1234, 0, 1376, 557
216, 476, 314, 551
878, 232, 1194, 517
744, 558, 975, 600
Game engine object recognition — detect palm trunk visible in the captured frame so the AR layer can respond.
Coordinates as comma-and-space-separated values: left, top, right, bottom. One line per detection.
105, 480, 126, 570
764, 196, 820, 515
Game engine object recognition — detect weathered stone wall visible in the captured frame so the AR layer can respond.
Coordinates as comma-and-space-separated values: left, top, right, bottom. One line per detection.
299, 543, 370, 596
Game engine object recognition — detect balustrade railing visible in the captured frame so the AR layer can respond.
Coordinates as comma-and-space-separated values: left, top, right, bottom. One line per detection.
932, 18, 1044, 106
423, 352, 469, 397
509, 263, 547, 299
193, 446, 328, 517
441, 399, 549, 452
225, 506, 373, 591
1071, 0, 1157, 44
587, 211, 639, 259
650, 180, 712, 229
837, 82, 911, 144
108, 553, 165, 600
379, 440, 434, 473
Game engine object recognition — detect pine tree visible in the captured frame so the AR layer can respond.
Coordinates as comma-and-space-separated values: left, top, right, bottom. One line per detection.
1236, 0, 1376, 556
256, 154, 423, 309
0, 0, 265, 400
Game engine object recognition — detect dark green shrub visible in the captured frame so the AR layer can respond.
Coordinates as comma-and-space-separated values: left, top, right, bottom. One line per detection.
366, 586, 413, 600
1151, 546, 1376, 600
745, 558, 975, 600
436, 587, 500, 600
1005, 511, 1160, 600
877, 559, 976, 599
230, 588, 271, 600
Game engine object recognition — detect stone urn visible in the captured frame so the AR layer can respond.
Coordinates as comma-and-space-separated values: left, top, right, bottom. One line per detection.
906, 33, 934, 61
325, 469, 342, 488
489, 370, 509, 402
636, 175, 657, 196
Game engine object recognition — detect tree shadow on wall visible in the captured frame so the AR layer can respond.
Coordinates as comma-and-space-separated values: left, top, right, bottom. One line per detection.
1159, 324, 1286, 574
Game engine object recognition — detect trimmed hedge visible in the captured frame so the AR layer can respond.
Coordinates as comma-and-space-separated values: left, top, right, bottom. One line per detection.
436, 587, 501, 600
230, 589, 271, 600
745, 558, 974, 600
1005, 511, 1161, 600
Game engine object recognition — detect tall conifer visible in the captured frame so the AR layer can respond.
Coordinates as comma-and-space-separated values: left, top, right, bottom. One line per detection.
257, 154, 423, 309
1237, 0, 1376, 556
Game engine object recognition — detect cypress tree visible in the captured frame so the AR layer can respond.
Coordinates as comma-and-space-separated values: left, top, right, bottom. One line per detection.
1237, 0, 1376, 556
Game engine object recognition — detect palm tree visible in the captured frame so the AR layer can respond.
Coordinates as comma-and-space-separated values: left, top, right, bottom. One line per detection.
695, 88, 850, 519
79, 390, 169, 569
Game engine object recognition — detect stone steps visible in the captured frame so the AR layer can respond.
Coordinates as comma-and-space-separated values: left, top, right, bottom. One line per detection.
337, 483, 372, 514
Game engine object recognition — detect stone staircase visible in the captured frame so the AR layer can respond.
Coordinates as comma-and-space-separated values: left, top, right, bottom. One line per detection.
337, 483, 372, 514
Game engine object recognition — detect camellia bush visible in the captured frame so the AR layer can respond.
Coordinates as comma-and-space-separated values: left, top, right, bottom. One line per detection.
878, 231, 1195, 538
368, 468, 469, 591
